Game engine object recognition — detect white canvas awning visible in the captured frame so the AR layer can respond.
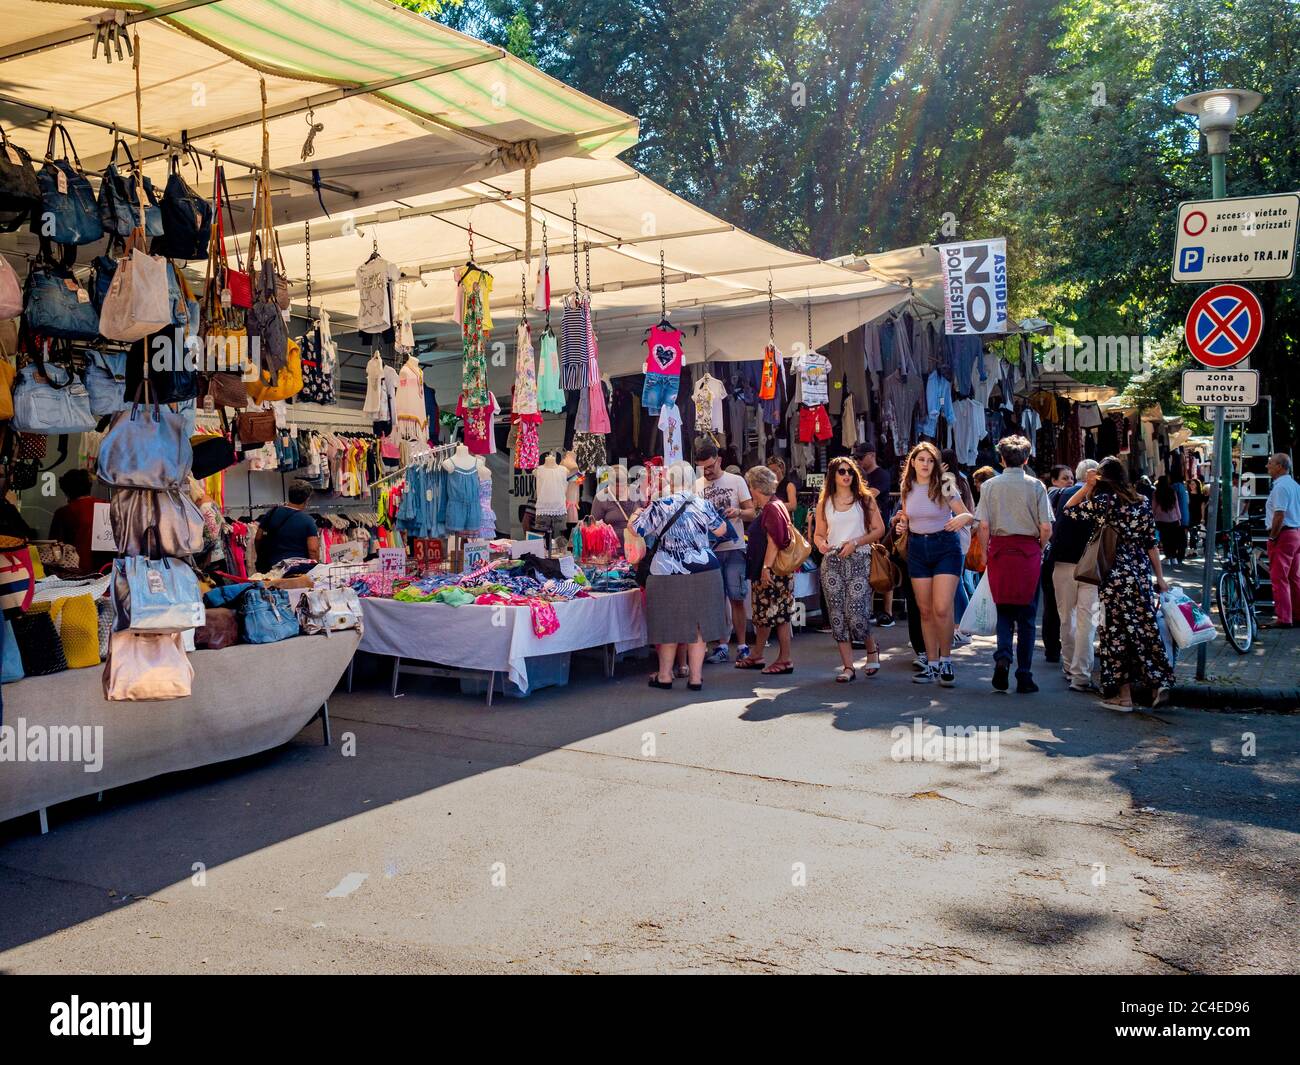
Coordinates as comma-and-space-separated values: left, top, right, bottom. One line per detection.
0, 0, 637, 220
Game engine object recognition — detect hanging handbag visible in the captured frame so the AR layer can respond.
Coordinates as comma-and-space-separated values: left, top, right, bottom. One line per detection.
236, 408, 277, 445
191, 412, 239, 479
1074, 523, 1119, 586
90, 252, 118, 312
245, 167, 288, 372
156, 148, 211, 261
201, 370, 249, 410
34, 121, 103, 246
103, 628, 193, 701
245, 335, 302, 403
112, 551, 205, 633
0, 125, 41, 232
0, 253, 22, 318
84, 349, 128, 416
215, 166, 252, 308
10, 352, 96, 435
98, 226, 172, 342
109, 486, 204, 558
237, 583, 300, 644
97, 136, 163, 239
194, 606, 238, 649
125, 327, 199, 405
96, 387, 193, 489
23, 250, 100, 340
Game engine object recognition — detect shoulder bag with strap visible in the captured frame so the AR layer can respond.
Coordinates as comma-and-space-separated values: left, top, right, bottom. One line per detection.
772, 502, 812, 577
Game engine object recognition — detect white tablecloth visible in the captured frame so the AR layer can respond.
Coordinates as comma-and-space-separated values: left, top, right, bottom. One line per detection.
358, 590, 648, 693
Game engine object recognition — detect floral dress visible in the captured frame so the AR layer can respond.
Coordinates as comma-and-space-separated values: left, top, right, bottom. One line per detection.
461, 284, 488, 408
1071, 492, 1173, 697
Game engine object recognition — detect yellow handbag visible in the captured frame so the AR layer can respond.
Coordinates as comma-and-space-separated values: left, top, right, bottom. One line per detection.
0, 356, 14, 420
49, 594, 101, 668
245, 335, 302, 403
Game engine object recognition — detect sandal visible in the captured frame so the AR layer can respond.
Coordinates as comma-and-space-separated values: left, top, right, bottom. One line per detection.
647, 676, 674, 690
673, 666, 690, 679
835, 666, 855, 683
761, 662, 794, 675
687, 681, 703, 692
734, 657, 766, 670
1101, 698, 1134, 712
863, 653, 881, 677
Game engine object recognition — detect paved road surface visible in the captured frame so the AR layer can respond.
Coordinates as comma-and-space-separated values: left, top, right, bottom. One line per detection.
1, 626, 1296, 974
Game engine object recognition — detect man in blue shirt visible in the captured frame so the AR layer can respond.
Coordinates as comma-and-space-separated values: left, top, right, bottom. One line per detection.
255, 481, 321, 572
1266, 453, 1300, 629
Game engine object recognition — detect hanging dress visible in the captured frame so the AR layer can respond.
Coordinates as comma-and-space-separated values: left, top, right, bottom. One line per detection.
536, 328, 565, 412
584, 302, 610, 433
461, 283, 488, 408
514, 320, 538, 415
560, 292, 590, 390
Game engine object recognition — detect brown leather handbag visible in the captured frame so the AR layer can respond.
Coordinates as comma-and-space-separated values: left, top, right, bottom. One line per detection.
236, 408, 276, 444
1074, 524, 1118, 586
194, 606, 238, 649
868, 543, 898, 593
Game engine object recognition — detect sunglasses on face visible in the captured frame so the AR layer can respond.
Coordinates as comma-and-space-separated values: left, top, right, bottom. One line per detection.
834, 467, 853, 477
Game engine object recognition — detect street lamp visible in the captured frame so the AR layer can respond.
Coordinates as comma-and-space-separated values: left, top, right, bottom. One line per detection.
1173, 87, 1262, 679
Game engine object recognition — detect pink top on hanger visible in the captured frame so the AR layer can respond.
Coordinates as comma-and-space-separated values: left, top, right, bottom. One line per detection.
644, 325, 683, 377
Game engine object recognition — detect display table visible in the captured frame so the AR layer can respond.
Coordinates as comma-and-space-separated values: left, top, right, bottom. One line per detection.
0, 632, 358, 830
357, 589, 648, 702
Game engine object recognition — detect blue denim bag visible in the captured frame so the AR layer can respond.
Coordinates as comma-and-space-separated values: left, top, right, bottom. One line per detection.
237, 586, 300, 644
24, 257, 101, 340
35, 124, 103, 245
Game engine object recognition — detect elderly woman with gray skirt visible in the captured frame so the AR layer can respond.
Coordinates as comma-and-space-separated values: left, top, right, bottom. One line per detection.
631, 487, 730, 692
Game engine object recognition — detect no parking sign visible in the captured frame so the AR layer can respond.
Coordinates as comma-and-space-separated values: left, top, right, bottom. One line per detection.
1183, 284, 1263, 368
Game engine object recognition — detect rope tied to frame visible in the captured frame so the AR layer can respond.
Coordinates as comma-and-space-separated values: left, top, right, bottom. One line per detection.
767, 277, 774, 342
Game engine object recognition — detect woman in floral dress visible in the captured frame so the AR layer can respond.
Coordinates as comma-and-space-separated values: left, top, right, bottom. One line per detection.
1064, 457, 1173, 710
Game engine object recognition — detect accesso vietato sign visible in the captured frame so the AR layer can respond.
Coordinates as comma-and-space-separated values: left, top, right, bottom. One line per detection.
1173, 192, 1299, 282
938, 238, 1009, 335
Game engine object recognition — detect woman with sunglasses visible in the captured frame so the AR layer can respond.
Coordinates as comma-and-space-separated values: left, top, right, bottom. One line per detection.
813, 458, 886, 681
893, 441, 974, 686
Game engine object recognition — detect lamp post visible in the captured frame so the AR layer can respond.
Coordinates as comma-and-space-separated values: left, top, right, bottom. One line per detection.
1173, 87, 1262, 680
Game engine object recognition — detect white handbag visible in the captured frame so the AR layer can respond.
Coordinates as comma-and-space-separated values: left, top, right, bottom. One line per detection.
98, 239, 172, 342
102, 629, 193, 701
297, 587, 363, 636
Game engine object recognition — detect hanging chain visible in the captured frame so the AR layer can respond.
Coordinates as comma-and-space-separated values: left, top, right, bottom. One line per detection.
806, 297, 813, 351
541, 218, 550, 330
571, 200, 579, 294
701, 307, 708, 362
467, 220, 474, 262
584, 238, 591, 295
767, 278, 774, 342
660, 249, 667, 321
304, 219, 312, 316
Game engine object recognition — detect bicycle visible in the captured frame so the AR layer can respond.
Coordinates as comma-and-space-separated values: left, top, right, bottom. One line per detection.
1215, 520, 1258, 653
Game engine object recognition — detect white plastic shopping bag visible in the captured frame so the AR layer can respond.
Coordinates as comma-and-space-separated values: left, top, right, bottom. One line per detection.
1161, 588, 1217, 649
959, 575, 997, 636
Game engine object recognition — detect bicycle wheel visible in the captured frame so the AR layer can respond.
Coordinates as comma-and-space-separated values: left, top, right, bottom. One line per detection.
1217, 569, 1253, 653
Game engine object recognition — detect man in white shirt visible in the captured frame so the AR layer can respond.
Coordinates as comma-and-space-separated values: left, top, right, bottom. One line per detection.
1265, 453, 1300, 628
695, 438, 756, 663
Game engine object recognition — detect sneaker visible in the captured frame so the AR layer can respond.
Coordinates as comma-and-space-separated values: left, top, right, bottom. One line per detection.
1069, 681, 1101, 694
736, 644, 750, 660
875, 613, 896, 628
705, 646, 729, 665
1016, 674, 1039, 694
992, 662, 1010, 692
938, 660, 955, 687
912, 664, 936, 684
912, 653, 930, 672
952, 631, 972, 647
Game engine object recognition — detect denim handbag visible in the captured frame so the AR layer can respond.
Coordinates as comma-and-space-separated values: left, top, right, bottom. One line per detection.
237, 585, 300, 644
34, 122, 103, 246
90, 254, 117, 312
112, 554, 205, 633
24, 257, 101, 340
96, 392, 193, 489
11, 359, 96, 435
97, 139, 163, 239
203, 582, 254, 609
84, 349, 127, 416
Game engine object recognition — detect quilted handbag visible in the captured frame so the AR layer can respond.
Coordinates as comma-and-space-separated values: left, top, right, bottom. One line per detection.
112, 553, 205, 633
34, 122, 103, 246
84, 349, 128, 416
109, 486, 204, 558
49, 593, 101, 667
98, 232, 172, 342
103, 629, 193, 701
0, 125, 41, 232
0, 252, 22, 318
201, 370, 249, 410
11, 611, 67, 676
156, 151, 211, 261
97, 396, 193, 489
10, 358, 95, 435
237, 584, 299, 644
24, 255, 100, 340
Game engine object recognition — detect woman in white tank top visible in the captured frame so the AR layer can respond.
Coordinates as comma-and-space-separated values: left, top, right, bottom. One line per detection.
894, 441, 974, 687
813, 457, 886, 681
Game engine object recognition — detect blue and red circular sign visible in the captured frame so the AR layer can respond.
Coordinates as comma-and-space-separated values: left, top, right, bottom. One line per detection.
1184, 284, 1263, 368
